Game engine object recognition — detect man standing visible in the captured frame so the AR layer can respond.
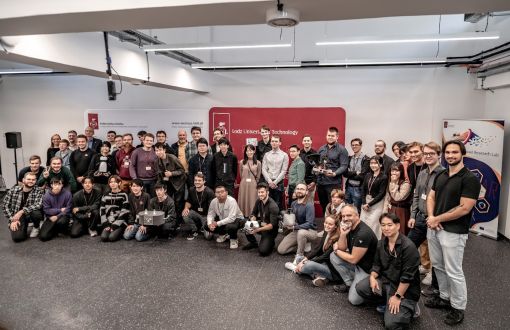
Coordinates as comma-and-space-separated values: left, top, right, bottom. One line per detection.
116, 133, 135, 192
70, 134, 96, 190
171, 129, 189, 172
182, 173, 215, 240
188, 138, 214, 189
343, 138, 370, 212
211, 138, 238, 195
67, 130, 78, 151
106, 130, 117, 145
261, 135, 289, 210
3, 172, 44, 242
408, 142, 444, 293
211, 127, 232, 155
155, 142, 186, 223
425, 140, 481, 325
111, 135, 124, 157
18, 155, 45, 185
256, 125, 272, 161
205, 185, 244, 249
242, 183, 280, 257
38, 157, 77, 192
407, 142, 425, 191
329, 205, 378, 305
84, 126, 102, 153
129, 133, 158, 196
186, 126, 212, 162
315, 127, 349, 213
156, 130, 175, 156
300, 134, 317, 204
39, 177, 73, 241
374, 140, 394, 175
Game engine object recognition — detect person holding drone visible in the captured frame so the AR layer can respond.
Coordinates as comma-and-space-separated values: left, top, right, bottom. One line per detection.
242, 182, 280, 257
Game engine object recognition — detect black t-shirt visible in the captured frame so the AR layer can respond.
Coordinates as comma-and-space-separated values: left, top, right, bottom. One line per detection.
432, 166, 481, 234
347, 221, 378, 274
408, 162, 425, 191
186, 186, 215, 216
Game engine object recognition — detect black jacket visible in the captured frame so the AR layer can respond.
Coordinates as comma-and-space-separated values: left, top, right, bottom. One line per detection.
362, 172, 388, 206
72, 188, 102, 214
211, 151, 238, 188
344, 154, 370, 186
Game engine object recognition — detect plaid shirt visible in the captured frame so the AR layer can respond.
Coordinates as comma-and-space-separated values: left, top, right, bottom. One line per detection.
2, 185, 44, 223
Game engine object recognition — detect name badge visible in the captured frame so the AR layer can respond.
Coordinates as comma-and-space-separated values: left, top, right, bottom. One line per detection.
223, 163, 227, 174
246, 178, 252, 183
421, 193, 427, 200
198, 207, 203, 212
145, 166, 152, 171
123, 161, 129, 167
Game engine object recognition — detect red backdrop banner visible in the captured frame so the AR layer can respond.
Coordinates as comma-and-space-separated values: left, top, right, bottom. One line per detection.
209, 107, 346, 214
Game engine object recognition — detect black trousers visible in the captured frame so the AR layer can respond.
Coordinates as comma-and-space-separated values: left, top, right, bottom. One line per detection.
166, 183, 185, 224
246, 230, 278, 257
100, 224, 125, 242
204, 218, 241, 239
70, 210, 100, 238
269, 182, 284, 210
407, 212, 438, 290
317, 183, 341, 215
39, 214, 70, 242
9, 210, 44, 243
356, 277, 417, 330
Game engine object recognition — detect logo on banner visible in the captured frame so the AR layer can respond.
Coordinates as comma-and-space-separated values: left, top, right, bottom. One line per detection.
88, 113, 99, 130
452, 129, 497, 147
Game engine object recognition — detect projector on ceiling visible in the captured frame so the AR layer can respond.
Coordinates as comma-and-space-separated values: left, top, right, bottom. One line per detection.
266, 6, 300, 27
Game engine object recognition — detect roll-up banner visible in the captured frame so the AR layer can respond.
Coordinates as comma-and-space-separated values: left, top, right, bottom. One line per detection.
443, 119, 505, 239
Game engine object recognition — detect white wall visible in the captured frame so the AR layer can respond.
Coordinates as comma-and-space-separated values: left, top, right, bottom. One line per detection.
483, 88, 510, 237
2, 67, 498, 236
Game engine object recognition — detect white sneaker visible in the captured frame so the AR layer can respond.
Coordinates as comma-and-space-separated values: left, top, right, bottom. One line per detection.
88, 229, 98, 237
29, 227, 39, 238
229, 239, 239, 249
216, 234, 229, 243
285, 262, 297, 272
419, 265, 429, 275
304, 242, 312, 253
422, 272, 432, 286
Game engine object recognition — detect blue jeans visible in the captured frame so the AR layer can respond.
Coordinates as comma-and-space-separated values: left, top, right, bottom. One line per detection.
427, 229, 468, 310
330, 252, 369, 305
123, 224, 150, 241
300, 261, 333, 280
345, 184, 362, 213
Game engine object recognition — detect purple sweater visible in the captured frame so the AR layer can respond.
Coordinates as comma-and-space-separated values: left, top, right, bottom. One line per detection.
129, 148, 158, 180
43, 189, 73, 216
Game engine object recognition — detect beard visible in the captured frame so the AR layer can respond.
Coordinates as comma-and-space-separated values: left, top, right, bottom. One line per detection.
447, 158, 462, 167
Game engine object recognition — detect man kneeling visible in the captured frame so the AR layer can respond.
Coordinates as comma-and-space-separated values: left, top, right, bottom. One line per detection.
205, 185, 244, 249
242, 183, 279, 256
330, 204, 378, 305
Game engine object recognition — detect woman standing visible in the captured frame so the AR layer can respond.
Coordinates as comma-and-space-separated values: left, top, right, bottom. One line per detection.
238, 144, 261, 216
383, 163, 412, 234
46, 134, 61, 166
360, 156, 388, 239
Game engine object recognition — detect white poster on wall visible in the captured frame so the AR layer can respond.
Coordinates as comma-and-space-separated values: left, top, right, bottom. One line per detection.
442, 119, 505, 239
84, 109, 209, 142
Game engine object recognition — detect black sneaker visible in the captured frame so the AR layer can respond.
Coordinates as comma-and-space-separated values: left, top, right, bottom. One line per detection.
444, 308, 464, 325
424, 296, 451, 309
421, 286, 439, 297
242, 242, 258, 250
333, 284, 350, 293
186, 232, 196, 241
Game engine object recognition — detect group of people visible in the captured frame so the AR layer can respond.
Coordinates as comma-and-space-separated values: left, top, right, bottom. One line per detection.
3, 124, 481, 329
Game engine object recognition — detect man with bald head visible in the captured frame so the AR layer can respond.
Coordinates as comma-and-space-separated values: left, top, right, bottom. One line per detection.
84, 126, 102, 153
172, 129, 189, 172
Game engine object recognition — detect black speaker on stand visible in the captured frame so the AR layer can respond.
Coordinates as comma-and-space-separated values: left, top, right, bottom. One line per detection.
5, 132, 22, 184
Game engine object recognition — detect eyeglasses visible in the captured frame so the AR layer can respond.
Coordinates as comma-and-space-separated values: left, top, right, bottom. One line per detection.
423, 152, 437, 157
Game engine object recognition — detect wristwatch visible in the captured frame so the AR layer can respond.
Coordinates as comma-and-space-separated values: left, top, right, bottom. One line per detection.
395, 292, 403, 299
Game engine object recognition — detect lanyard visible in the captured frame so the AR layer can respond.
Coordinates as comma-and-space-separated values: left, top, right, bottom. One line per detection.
368, 173, 378, 195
